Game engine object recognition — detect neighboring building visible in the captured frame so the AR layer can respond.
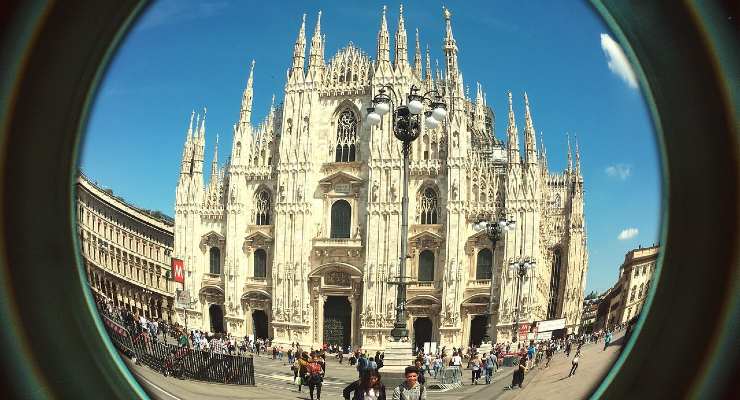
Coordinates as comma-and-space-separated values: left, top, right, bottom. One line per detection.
580, 295, 602, 334
77, 173, 176, 321
173, 6, 589, 350
594, 244, 659, 331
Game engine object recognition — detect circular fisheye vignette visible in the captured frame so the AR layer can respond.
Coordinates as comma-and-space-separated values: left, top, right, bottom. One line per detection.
71, 2, 156, 399
589, 1, 739, 399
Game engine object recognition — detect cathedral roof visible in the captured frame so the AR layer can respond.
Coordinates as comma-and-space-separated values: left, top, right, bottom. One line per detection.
329, 43, 371, 68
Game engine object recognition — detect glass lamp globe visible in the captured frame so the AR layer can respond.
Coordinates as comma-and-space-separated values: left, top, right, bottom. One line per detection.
473, 221, 486, 232
431, 106, 447, 121
425, 115, 440, 129
408, 99, 423, 115
375, 102, 390, 116
367, 112, 381, 126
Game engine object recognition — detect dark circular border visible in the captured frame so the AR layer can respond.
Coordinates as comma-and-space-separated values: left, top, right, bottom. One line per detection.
0, 1, 737, 399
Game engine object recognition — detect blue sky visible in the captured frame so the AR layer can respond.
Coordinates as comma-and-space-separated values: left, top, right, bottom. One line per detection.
81, 0, 662, 294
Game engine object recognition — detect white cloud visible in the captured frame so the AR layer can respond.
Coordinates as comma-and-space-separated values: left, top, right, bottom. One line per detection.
600, 33, 638, 89
618, 228, 639, 240
605, 164, 631, 180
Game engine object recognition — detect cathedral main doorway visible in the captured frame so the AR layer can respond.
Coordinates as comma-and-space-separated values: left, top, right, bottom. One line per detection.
252, 310, 268, 339
413, 317, 433, 350
209, 304, 224, 333
469, 315, 487, 346
323, 296, 351, 346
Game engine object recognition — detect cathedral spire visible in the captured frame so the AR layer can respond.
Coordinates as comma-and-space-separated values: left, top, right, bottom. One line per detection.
567, 133, 573, 172
540, 130, 549, 171
507, 91, 520, 164
240, 60, 255, 126
290, 14, 307, 75
376, 6, 390, 64
575, 134, 582, 177
211, 133, 219, 178
308, 11, 324, 72
523, 92, 538, 164
435, 58, 441, 82
186, 109, 195, 141
181, 110, 195, 175
442, 6, 459, 84
425, 44, 432, 82
414, 28, 422, 77
394, 4, 408, 69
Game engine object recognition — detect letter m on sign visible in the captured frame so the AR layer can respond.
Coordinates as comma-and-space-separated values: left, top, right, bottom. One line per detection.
171, 258, 185, 284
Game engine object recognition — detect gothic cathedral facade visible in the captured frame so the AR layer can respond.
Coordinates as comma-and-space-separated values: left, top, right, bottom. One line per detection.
174, 6, 588, 350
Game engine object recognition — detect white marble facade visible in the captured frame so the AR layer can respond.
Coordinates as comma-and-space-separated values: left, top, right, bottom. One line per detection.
173, 6, 588, 350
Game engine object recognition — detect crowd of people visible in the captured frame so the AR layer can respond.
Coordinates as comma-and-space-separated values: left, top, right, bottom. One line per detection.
95, 293, 629, 396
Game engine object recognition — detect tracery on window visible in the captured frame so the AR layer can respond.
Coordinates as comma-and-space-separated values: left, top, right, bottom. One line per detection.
255, 190, 271, 225
419, 187, 438, 224
335, 108, 358, 162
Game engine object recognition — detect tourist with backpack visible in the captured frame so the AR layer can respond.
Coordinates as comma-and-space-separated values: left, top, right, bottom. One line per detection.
307, 353, 325, 400
357, 353, 368, 377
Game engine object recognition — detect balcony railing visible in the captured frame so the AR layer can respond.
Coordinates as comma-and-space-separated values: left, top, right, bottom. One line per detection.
409, 280, 441, 290
468, 279, 492, 288
202, 273, 223, 287
312, 237, 362, 249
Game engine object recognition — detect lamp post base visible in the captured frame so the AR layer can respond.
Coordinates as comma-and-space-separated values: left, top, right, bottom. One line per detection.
380, 338, 415, 373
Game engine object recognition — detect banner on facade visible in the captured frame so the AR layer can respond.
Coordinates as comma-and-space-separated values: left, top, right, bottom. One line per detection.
176, 288, 191, 307
171, 258, 185, 284
536, 318, 566, 332
536, 331, 553, 340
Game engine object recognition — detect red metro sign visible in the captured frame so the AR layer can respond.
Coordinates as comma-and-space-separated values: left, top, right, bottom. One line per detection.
171, 258, 185, 284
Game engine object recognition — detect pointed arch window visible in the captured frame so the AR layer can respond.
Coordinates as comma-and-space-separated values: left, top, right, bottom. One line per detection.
255, 190, 271, 225
419, 188, 438, 224
209, 247, 221, 275
418, 250, 435, 282
335, 108, 358, 162
476, 248, 493, 280
254, 249, 267, 278
330, 200, 351, 238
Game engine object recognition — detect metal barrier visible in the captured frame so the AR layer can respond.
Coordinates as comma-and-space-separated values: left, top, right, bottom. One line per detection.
436, 366, 463, 384
102, 315, 255, 385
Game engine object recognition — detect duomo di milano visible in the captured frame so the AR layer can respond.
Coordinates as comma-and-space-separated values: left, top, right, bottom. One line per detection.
174, 6, 588, 350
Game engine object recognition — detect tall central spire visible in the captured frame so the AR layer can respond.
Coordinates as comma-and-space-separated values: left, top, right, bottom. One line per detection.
240, 60, 255, 127
425, 44, 432, 82
291, 14, 307, 73
442, 6, 459, 82
394, 4, 408, 68
376, 5, 390, 64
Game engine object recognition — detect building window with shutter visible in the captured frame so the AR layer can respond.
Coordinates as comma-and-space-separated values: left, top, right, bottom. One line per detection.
476, 248, 493, 280
418, 250, 435, 282
330, 200, 351, 238
254, 249, 267, 278
209, 247, 220, 275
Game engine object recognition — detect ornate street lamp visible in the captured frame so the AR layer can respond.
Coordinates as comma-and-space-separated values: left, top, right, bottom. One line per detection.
472, 216, 516, 344
509, 258, 536, 343
366, 84, 446, 341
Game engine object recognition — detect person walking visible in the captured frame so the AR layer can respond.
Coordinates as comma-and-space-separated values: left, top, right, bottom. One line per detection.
296, 352, 309, 393
484, 352, 497, 384
357, 353, 369, 377
307, 353, 325, 400
392, 366, 426, 400
603, 331, 612, 351
470, 353, 482, 384
568, 350, 581, 377
508, 354, 528, 389
343, 369, 387, 400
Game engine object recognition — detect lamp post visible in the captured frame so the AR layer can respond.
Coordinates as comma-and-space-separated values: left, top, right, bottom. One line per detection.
472, 216, 516, 344
366, 84, 447, 341
175, 288, 198, 333
509, 258, 536, 343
